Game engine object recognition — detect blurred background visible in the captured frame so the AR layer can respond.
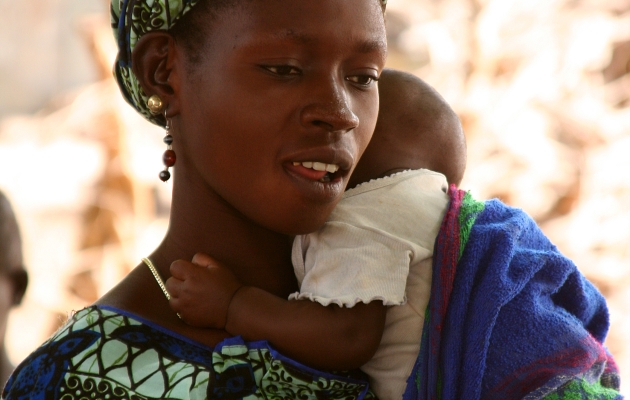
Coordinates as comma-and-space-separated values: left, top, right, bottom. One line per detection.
0, 0, 628, 395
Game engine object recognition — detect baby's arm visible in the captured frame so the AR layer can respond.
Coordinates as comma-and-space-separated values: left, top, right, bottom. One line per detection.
166, 253, 387, 371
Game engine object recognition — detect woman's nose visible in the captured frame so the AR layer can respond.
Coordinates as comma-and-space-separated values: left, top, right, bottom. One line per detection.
300, 79, 360, 134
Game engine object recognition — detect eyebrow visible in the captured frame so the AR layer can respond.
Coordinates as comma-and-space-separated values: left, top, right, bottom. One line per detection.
269, 30, 387, 55
355, 37, 388, 55
275, 30, 315, 45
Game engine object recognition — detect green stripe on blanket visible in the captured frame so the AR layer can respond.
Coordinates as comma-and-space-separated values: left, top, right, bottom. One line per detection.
458, 191, 485, 259
543, 378, 621, 400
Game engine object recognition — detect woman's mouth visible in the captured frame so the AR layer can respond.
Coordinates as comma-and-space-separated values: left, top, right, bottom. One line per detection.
291, 161, 340, 183
283, 152, 351, 204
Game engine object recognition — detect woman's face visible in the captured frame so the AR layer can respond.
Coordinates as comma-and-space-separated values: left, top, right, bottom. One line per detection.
174, 0, 387, 235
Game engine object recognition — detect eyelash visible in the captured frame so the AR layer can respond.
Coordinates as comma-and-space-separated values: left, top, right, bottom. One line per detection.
346, 75, 379, 87
262, 65, 379, 88
263, 65, 301, 76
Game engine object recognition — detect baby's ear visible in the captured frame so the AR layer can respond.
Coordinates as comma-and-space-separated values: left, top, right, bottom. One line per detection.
8, 268, 28, 306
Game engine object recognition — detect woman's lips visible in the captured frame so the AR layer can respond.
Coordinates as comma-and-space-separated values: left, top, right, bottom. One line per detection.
281, 147, 353, 201
284, 160, 346, 200
287, 162, 329, 181
289, 161, 340, 181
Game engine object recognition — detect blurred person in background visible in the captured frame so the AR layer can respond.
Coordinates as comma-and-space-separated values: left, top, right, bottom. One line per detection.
0, 191, 28, 388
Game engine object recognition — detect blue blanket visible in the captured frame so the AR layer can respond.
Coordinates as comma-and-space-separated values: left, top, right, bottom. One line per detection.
404, 187, 622, 399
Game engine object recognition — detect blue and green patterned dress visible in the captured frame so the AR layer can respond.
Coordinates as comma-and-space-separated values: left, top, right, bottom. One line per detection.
1, 306, 376, 399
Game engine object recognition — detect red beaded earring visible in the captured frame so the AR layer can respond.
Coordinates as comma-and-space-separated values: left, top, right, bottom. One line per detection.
147, 94, 176, 182
160, 119, 176, 182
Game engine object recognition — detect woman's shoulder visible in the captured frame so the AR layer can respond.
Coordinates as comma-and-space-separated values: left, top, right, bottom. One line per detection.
2, 306, 377, 400
1, 306, 200, 399
1, 305, 212, 399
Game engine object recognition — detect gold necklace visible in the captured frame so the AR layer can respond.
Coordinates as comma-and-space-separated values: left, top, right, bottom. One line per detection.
142, 257, 171, 300
142, 258, 182, 320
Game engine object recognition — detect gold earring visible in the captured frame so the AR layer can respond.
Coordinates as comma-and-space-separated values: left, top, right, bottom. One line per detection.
147, 95, 164, 115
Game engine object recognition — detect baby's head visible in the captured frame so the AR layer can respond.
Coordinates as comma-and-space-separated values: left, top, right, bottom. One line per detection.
349, 69, 467, 188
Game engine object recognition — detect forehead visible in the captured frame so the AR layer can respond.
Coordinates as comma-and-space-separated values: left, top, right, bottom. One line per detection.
213, 0, 387, 56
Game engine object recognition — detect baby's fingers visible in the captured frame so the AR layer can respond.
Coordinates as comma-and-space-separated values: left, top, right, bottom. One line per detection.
192, 252, 220, 268
168, 293, 185, 316
169, 259, 197, 280
165, 274, 183, 299
165, 275, 197, 320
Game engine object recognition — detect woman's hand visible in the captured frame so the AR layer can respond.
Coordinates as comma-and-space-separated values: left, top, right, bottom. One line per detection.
166, 253, 243, 329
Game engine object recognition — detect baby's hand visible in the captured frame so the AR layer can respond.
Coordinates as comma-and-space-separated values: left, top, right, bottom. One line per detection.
166, 252, 243, 329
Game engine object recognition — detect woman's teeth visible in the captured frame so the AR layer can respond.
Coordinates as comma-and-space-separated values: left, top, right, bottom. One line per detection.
292, 161, 339, 173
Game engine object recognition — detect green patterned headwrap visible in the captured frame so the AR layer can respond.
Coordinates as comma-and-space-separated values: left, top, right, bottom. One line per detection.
111, 0, 201, 126
111, 0, 387, 127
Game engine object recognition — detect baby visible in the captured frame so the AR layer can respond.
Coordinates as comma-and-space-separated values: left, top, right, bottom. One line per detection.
167, 68, 466, 400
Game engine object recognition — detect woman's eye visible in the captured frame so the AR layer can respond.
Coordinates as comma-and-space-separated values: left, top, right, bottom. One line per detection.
346, 75, 378, 87
264, 65, 301, 76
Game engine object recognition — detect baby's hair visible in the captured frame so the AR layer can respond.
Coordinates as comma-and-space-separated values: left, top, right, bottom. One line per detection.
378, 70, 466, 186
350, 69, 467, 188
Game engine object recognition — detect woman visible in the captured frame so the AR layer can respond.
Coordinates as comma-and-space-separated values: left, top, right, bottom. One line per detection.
2, 0, 622, 399
3, 0, 387, 398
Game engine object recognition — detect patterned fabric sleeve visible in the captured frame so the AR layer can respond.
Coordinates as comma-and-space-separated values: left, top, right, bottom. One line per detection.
2, 306, 378, 400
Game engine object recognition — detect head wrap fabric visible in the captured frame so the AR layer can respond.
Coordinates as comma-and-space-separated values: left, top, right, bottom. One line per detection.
111, 0, 387, 127
111, 0, 200, 126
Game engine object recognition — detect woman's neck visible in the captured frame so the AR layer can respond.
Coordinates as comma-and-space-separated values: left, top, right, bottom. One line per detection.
150, 179, 298, 298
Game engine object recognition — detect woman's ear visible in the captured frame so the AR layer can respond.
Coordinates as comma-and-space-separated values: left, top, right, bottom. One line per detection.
132, 31, 182, 117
